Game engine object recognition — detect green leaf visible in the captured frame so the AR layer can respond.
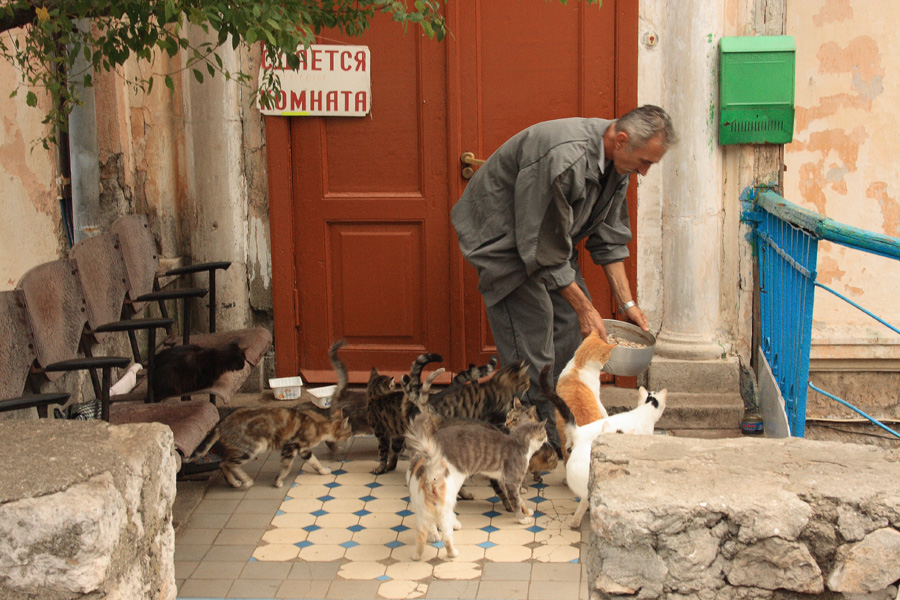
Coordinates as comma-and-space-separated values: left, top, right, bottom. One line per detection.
192, 69, 203, 83
26, 91, 37, 107
165, 75, 174, 91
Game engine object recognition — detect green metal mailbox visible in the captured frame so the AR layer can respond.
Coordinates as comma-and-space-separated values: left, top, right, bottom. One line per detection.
719, 36, 795, 145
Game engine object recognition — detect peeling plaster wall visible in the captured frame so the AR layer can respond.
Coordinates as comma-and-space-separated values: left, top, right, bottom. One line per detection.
0, 32, 65, 290
786, 1, 900, 367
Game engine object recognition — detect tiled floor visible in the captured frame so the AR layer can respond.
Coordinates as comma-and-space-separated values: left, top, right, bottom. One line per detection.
175, 435, 591, 600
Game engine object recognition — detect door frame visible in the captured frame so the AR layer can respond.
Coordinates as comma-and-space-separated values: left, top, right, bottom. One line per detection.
266, 2, 638, 380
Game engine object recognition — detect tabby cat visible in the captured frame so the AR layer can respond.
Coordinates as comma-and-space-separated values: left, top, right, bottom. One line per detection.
152, 341, 246, 399
406, 411, 548, 559
191, 406, 352, 489
505, 398, 559, 485
366, 354, 502, 475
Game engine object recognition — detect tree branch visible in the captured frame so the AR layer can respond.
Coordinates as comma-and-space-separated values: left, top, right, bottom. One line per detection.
0, 4, 37, 34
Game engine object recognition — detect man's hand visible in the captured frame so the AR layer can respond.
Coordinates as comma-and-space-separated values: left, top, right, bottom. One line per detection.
622, 304, 650, 332
559, 281, 609, 341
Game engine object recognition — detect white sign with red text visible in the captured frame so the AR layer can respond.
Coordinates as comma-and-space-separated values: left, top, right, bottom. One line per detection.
258, 44, 371, 117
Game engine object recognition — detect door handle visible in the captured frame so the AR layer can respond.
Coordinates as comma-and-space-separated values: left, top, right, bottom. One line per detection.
460, 152, 486, 180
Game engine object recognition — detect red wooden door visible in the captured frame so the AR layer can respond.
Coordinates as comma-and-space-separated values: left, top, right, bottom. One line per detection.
267, 1, 637, 383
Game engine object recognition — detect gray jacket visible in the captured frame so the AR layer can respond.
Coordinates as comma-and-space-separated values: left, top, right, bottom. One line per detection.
451, 117, 632, 306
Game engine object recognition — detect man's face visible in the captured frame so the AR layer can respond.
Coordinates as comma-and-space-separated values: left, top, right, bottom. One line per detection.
612, 132, 668, 176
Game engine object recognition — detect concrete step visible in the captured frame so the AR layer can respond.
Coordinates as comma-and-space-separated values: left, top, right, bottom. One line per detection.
600, 387, 745, 433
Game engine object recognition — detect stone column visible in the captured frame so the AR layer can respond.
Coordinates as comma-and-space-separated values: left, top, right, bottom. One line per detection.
648, 0, 740, 392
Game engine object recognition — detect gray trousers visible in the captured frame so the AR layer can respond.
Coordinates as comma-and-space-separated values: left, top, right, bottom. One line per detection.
483, 264, 591, 449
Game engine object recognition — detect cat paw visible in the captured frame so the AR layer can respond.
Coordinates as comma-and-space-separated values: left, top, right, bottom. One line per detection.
446, 546, 459, 558
316, 467, 332, 475
273, 480, 284, 488
241, 480, 255, 489
522, 506, 534, 517
453, 519, 462, 530
372, 465, 387, 475
516, 515, 534, 525
568, 517, 582, 529
457, 488, 474, 501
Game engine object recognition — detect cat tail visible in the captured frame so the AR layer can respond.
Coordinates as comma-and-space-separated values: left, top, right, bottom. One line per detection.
191, 426, 221, 460
328, 339, 349, 404
405, 412, 444, 473
450, 354, 498, 386
406, 352, 443, 396
539, 363, 575, 425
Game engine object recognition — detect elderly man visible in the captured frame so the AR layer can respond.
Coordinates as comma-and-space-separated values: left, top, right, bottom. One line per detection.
451, 105, 676, 440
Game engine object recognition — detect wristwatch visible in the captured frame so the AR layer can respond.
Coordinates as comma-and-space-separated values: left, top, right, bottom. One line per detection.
619, 300, 636, 314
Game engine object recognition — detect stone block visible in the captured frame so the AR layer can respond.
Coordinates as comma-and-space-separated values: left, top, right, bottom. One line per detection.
0, 420, 177, 600
585, 435, 900, 600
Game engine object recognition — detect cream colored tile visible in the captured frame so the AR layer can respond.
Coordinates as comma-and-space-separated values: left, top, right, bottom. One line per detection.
365, 498, 408, 513
359, 511, 403, 529
374, 469, 408, 486
484, 545, 532, 562
456, 513, 491, 529
432, 561, 481, 580
271, 512, 316, 528
532, 544, 580, 563
372, 485, 409, 499
291, 472, 335, 485
453, 528, 489, 545
343, 543, 392, 562
391, 543, 438, 562
534, 529, 581, 545
385, 561, 434, 581
328, 484, 372, 499
322, 497, 367, 513
325, 578, 382, 599
286, 484, 331, 499
529, 579, 582, 600
280, 497, 324, 513
488, 528, 534, 545
261, 528, 308, 545
378, 580, 428, 599
252, 543, 300, 561
306, 527, 353, 545
351, 527, 397, 545
334, 471, 377, 485
453, 501, 493, 515
453, 544, 486, 562
314, 512, 359, 528
228, 578, 281, 598
341, 459, 380, 473
191, 561, 246, 579
299, 544, 346, 561
337, 561, 386, 580
177, 578, 233, 599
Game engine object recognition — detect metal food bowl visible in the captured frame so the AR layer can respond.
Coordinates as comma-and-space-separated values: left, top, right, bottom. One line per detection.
601, 319, 657, 376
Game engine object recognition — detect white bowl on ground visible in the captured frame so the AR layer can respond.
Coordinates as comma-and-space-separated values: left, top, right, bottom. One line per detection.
307, 385, 337, 409
268, 376, 303, 400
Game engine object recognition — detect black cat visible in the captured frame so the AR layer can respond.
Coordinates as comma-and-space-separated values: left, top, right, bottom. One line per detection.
151, 342, 246, 399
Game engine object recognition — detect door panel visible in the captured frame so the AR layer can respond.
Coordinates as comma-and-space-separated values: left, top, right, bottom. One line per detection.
274, 1, 637, 384
291, 16, 450, 382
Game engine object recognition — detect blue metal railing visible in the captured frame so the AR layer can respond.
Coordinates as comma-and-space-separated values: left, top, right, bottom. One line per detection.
742, 186, 900, 439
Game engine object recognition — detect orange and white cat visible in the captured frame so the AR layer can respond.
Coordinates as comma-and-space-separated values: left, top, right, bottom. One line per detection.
552, 332, 616, 460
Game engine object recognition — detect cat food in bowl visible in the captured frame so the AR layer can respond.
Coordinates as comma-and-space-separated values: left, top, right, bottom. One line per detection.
307, 385, 337, 409
269, 376, 303, 400
601, 319, 656, 376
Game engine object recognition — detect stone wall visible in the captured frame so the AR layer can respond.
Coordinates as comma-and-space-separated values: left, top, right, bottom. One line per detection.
0, 420, 177, 600
586, 435, 900, 599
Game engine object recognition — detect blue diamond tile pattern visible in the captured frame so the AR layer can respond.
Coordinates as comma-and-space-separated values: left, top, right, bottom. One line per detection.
526, 525, 544, 533
396, 509, 413, 518
377, 575, 391, 581
430, 540, 445, 548
481, 525, 499, 533
529, 496, 548, 504
385, 540, 404, 549
324, 481, 341, 488
340, 540, 359, 548
391, 524, 409, 533
311, 509, 328, 517
478, 541, 497, 549
303, 524, 321, 533
347, 524, 365, 532
295, 540, 313, 549
486, 495, 501, 503
365, 482, 383, 489
331, 468, 347, 475
317, 495, 335, 502
359, 495, 377, 502
483, 510, 501, 518
354, 509, 371, 517
532, 481, 548, 489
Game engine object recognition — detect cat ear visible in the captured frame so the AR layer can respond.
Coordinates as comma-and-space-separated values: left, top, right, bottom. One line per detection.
527, 405, 539, 420
332, 408, 344, 419
513, 397, 522, 409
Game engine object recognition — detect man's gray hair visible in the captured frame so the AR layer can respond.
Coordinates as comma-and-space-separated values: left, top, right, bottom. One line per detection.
616, 105, 677, 149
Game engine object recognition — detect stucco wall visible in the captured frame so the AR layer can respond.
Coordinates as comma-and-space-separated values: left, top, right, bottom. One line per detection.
785, 1, 900, 369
